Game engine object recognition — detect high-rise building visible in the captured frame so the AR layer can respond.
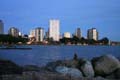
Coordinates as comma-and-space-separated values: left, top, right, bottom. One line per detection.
75, 28, 81, 39
8, 27, 19, 37
64, 32, 71, 38
0, 20, 4, 34
87, 28, 98, 40
49, 19, 60, 41
35, 27, 44, 42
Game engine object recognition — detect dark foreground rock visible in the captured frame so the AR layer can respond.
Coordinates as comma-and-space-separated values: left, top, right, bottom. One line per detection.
0, 59, 23, 75
106, 68, 120, 79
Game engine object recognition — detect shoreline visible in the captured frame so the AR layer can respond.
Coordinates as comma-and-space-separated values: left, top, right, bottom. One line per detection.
1, 44, 120, 47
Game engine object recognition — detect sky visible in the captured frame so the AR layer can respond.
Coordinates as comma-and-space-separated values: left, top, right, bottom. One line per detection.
0, 0, 120, 41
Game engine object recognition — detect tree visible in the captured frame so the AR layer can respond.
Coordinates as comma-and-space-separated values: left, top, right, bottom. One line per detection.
60, 37, 71, 44
100, 37, 109, 45
0, 34, 28, 44
80, 37, 86, 44
72, 36, 80, 44
87, 39, 96, 45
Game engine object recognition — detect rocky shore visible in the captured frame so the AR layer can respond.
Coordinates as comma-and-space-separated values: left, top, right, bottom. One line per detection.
0, 54, 120, 80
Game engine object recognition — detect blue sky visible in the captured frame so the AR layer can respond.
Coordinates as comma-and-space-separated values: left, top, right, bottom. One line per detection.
0, 0, 120, 41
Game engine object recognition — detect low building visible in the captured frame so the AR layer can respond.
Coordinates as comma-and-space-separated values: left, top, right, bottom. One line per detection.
64, 32, 71, 38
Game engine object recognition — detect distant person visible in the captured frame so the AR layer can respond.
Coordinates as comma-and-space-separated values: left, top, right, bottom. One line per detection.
73, 53, 78, 60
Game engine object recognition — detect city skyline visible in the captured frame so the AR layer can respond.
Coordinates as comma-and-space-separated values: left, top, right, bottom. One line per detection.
0, 19, 117, 41
0, 0, 120, 41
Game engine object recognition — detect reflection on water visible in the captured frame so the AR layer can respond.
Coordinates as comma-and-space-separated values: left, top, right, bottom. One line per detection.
0, 45, 120, 66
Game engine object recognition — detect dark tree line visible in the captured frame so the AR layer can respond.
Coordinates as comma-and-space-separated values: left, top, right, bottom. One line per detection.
60, 36, 109, 45
0, 34, 28, 44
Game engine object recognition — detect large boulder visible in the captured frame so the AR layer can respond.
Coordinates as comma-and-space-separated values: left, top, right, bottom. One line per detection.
55, 66, 83, 78
92, 55, 120, 76
79, 59, 95, 77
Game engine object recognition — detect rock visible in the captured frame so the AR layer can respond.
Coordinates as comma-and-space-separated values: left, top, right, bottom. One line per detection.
92, 55, 120, 76
1, 75, 21, 80
46, 59, 78, 71
22, 71, 39, 80
106, 73, 115, 79
94, 76, 108, 80
115, 68, 120, 79
0, 59, 23, 75
63, 59, 78, 68
106, 68, 120, 79
55, 66, 68, 74
23, 65, 40, 71
55, 66, 83, 78
45, 60, 63, 71
80, 59, 95, 77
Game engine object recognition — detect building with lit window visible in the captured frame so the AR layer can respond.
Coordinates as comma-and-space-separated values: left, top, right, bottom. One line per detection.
87, 28, 98, 40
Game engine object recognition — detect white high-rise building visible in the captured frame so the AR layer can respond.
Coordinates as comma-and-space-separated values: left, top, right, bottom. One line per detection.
87, 28, 98, 40
35, 27, 44, 42
49, 19, 60, 41
0, 20, 4, 34
8, 27, 19, 37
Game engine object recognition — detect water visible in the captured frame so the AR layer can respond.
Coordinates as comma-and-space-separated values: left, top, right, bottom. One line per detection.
0, 45, 120, 66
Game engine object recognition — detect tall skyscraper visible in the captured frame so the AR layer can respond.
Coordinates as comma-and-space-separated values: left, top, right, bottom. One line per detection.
75, 28, 81, 38
87, 28, 98, 40
0, 20, 4, 34
35, 27, 44, 42
8, 27, 19, 37
49, 19, 60, 41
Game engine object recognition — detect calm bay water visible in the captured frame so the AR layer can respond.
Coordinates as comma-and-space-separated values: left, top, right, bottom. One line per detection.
0, 45, 120, 66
